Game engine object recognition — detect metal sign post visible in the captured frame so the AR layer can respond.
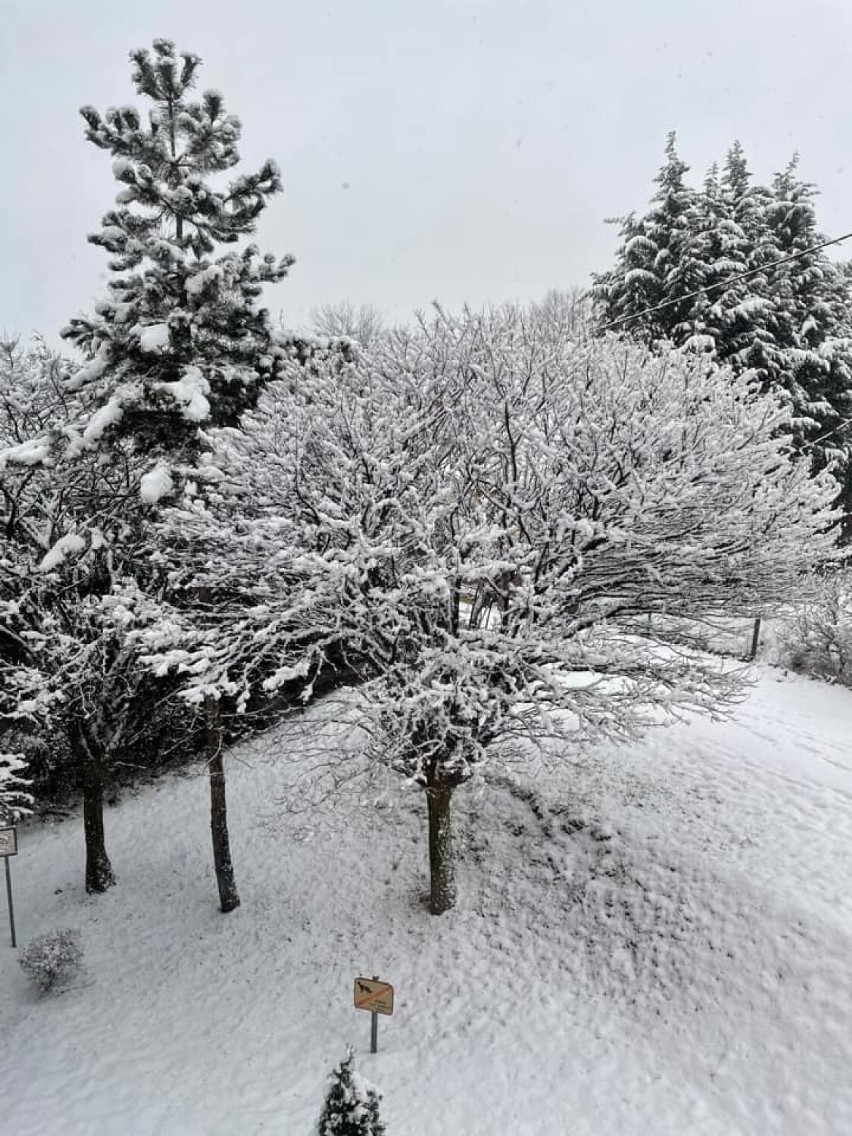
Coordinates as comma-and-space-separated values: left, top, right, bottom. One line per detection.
354, 975, 394, 1054
0, 827, 18, 948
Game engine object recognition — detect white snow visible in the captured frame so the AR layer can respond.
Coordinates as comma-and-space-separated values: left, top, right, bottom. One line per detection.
0, 665, 850, 1134
0, 436, 50, 467
156, 366, 211, 423
66, 352, 108, 392
185, 264, 222, 297
139, 461, 174, 504
137, 324, 171, 353
39, 533, 87, 572
81, 398, 124, 445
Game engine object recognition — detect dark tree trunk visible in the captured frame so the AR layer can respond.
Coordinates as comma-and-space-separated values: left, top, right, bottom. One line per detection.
68, 720, 116, 894
426, 783, 457, 915
83, 777, 115, 893
205, 696, 240, 913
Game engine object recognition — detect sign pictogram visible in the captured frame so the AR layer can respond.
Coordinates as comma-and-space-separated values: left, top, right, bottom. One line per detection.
354, 976, 394, 1016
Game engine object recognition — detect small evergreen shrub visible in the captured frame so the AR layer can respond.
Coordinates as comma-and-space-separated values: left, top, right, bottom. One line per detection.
19, 929, 83, 992
317, 1046, 386, 1135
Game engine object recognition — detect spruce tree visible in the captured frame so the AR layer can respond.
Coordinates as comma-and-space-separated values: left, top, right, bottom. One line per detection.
62, 38, 295, 484
645, 133, 707, 343
591, 137, 852, 514
316, 1048, 386, 1136
760, 159, 852, 489
590, 133, 702, 342
715, 141, 778, 376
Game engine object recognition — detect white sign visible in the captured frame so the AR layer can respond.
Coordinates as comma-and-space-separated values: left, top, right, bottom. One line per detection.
0, 827, 18, 857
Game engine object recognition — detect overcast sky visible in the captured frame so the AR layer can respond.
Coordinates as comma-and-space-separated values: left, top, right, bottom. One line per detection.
3, 0, 852, 343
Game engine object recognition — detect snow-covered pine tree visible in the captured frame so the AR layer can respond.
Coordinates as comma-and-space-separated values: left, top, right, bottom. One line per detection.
590, 133, 704, 342
55, 38, 303, 910
646, 134, 708, 343
62, 37, 295, 489
316, 1048, 386, 1136
759, 159, 852, 499
591, 138, 852, 515
588, 209, 660, 342
690, 159, 760, 363
714, 141, 779, 378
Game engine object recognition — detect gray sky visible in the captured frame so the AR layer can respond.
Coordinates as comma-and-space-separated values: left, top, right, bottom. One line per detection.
3, 0, 852, 342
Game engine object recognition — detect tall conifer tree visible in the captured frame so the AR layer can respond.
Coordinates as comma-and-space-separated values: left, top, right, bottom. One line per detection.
62, 38, 295, 486
591, 134, 702, 342
57, 39, 298, 907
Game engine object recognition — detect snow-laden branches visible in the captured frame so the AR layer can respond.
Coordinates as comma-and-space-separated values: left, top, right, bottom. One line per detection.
140, 303, 839, 795
0, 340, 183, 873
0, 752, 32, 823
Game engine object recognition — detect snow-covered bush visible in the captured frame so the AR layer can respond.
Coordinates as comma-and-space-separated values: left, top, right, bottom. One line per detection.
776, 573, 852, 684
18, 929, 83, 993
317, 1047, 386, 1136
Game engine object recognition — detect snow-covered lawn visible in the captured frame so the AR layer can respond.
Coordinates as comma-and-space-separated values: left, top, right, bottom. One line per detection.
0, 665, 850, 1135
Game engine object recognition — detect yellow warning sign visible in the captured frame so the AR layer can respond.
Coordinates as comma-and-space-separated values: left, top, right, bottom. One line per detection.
354, 977, 394, 1016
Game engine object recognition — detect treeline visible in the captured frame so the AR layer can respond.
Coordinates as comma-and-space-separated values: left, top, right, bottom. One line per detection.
591, 134, 852, 510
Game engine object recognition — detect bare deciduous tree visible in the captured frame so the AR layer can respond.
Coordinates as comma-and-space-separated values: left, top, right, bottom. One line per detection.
140, 302, 838, 913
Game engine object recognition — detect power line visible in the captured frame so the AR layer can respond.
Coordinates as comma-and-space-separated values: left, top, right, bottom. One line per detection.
595, 227, 852, 455
597, 229, 852, 333
800, 411, 852, 455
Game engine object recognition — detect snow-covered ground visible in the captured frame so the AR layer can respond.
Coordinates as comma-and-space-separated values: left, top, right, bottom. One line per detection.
0, 664, 850, 1135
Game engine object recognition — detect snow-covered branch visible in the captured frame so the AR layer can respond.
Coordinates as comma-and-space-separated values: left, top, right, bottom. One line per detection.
140, 303, 838, 795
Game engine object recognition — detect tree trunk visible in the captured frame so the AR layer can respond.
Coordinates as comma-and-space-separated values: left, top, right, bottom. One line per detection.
426, 783, 457, 915
83, 776, 116, 894
68, 720, 116, 894
749, 616, 762, 661
205, 696, 240, 913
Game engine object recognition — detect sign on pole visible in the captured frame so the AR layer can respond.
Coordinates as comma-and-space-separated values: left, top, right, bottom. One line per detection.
0, 826, 17, 948
0, 827, 17, 858
354, 977, 394, 1015
354, 976, 394, 1054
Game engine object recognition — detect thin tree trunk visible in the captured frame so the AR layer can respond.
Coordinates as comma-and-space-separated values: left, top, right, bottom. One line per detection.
83, 776, 115, 893
205, 696, 240, 913
749, 616, 762, 661
68, 720, 116, 894
426, 783, 457, 915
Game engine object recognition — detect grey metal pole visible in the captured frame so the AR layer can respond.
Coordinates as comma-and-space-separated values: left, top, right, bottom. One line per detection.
5, 857, 16, 948
370, 973, 379, 1053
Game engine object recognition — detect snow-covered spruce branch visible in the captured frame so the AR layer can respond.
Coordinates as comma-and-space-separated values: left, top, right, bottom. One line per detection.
0, 752, 33, 823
